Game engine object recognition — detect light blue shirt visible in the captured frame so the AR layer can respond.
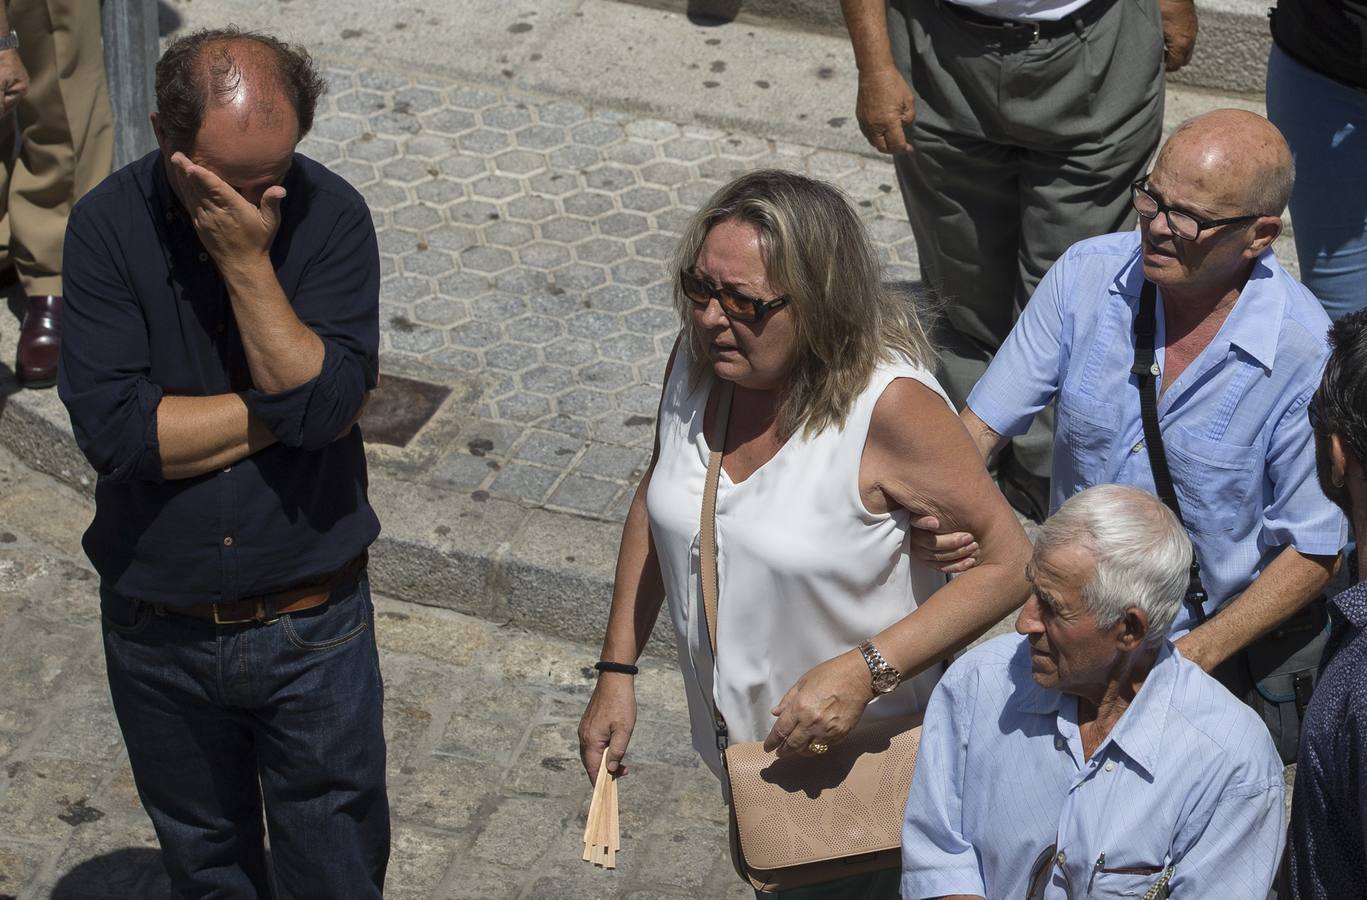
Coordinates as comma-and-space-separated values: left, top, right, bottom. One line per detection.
968, 232, 1346, 635
901, 635, 1285, 900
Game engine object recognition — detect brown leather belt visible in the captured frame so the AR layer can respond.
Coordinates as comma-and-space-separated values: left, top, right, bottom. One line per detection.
169, 553, 368, 625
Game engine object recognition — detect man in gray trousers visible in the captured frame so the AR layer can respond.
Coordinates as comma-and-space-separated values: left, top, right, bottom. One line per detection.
840, 0, 1197, 520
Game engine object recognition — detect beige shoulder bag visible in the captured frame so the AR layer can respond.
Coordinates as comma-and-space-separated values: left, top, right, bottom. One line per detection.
700, 379, 923, 893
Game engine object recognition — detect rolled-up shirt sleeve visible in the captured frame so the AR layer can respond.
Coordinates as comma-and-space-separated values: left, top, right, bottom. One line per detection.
58, 205, 165, 483
965, 250, 1068, 438
244, 197, 379, 450
902, 667, 985, 900
1261, 388, 1347, 556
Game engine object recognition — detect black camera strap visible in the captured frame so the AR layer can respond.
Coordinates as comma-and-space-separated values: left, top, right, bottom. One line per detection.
1131, 279, 1209, 624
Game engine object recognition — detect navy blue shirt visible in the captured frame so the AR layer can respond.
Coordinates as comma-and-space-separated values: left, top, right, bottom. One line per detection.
1289, 577, 1367, 898
58, 150, 380, 606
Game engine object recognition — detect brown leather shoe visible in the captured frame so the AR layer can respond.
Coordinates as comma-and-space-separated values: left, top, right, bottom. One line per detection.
17, 295, 62, 388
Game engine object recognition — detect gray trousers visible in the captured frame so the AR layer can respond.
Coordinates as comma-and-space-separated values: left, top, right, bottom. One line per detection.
888, 0, 1165, 482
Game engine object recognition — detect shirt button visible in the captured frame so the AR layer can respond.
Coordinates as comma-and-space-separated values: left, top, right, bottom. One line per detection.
1054, 736, 1064, 750
1131, 441, 1145, 454
1055, 850, 1067, 866
198, 251, 209, 262
223, 536, 234, 546
222, 466, 232, 474
1104, 760, 1116, 772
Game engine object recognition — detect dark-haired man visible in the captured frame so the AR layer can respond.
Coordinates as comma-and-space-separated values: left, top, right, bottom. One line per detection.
1288, 309, 1367, 898
922, 110, 1346, 762
58, 29, 387, 897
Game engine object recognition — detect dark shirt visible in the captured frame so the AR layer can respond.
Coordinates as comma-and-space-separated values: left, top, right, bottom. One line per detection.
58, 150, 380, 607
1272, 0, 1367, 89
1289, 577, 1367, 899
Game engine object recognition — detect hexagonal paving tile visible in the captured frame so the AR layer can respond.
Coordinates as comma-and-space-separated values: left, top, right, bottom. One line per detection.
393, 203, 443, 232
630, 233, 676, 261
448, 199, 502, 226
401, 248, 457, 278
470, 174, 522, 201
381, 157, 436, 185
493, 149, 548, 176
484, 341, 542, 374
519, 241, 572, 271
610, 259, 663, 287
661, 136, 715, 163
547, 144, 600, 171
597, 211, 650, 239
503, 194, 557, 223
419, 107, 479, 137
619, 186, 671, 214
603, 140, 656, 167
459, 245, 516, 274
346, 133, 400, 163
569, 120, 623, 148
527, 171, 580, 197
539, 215, 592, 244
412, 297, 470, 327
574, 236, 629, 266
562, 192, 614, 219
505, 313, 565, 345
485, 220, 535, 248
550, 261, 608, 291
435, 153, 488, 181
586, 284, 645, 314
481, 104, 534, 131
515, 124, 567, 151
414, 178, 467, 207
536, 100, 590, 127
583, 165, 637, 193
459, 128, 513, 155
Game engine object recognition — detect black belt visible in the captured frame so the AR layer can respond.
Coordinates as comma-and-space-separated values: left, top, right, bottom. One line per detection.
939, 0, 1117, 43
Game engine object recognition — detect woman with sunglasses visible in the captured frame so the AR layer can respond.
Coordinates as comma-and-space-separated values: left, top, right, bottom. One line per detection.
578, 169, 1032, 898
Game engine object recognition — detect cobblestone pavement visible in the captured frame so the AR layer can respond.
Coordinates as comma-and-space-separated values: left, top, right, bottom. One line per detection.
294, 60, 921, 525
0, 443, 749, 900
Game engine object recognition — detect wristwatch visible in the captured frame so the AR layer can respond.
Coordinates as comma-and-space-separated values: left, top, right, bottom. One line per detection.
0, 31, 18, 52
858, 640, 901, 694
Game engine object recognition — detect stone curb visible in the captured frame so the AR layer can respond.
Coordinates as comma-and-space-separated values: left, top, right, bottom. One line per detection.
614, 0, 1273, 97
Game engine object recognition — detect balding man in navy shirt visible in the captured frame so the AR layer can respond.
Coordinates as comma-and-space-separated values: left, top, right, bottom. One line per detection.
58, 28, 387, 898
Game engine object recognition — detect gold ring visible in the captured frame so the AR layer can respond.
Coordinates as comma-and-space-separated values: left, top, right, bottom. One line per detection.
808, 741, 829, 755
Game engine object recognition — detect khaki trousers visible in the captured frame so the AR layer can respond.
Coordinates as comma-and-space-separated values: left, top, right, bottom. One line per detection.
0, 0, 113, 296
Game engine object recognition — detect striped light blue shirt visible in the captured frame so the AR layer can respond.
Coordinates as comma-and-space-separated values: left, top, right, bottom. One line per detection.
967, 232, 1346, 635
902, 635, 1285, 899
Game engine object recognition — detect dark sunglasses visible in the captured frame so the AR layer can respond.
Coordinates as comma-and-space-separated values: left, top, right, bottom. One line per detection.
680, 269, 789, 324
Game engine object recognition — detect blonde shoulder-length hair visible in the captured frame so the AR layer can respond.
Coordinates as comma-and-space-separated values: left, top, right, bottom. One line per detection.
673, 169, 936, 439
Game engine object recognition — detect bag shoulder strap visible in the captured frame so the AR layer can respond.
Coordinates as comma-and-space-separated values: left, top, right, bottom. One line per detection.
700, 379, 735, 745
1132, 280, 1186, 522
1131, 280, 1208, 624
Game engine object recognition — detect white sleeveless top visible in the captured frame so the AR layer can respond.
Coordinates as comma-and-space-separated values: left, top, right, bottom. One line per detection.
647, 352, 953, 779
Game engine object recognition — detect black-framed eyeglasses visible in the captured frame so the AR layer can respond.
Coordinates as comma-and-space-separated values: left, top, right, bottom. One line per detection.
680, 269, 789, 324
1131, 177, 1264, 242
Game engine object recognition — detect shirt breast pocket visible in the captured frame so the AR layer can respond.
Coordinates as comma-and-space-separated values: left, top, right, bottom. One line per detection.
1089, 868, 1167, 898
1057, 390, 1120, 491
1164, 426, 1259, 536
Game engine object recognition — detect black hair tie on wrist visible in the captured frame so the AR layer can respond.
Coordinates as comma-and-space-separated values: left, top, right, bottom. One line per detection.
594, 660, 639, 675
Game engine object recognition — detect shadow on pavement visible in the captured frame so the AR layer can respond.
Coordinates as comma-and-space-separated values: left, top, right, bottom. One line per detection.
50, 847, 164, 899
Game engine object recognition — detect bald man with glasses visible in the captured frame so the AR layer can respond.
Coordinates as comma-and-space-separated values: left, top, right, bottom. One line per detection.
919, 109, 1346, 764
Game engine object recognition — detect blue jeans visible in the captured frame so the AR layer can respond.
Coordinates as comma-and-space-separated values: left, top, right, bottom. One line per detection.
101, 569, 390, 899
1266, 44, 1367, 321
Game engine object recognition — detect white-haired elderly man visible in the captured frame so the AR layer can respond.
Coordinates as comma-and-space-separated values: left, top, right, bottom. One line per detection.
902, 484, 1285, 900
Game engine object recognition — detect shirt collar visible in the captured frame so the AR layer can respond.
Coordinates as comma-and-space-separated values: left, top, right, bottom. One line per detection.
1009, 639, 1178, 778
1112, 239, 1286, 372
1331, 579, 1367, 628
1095, 641, 1179, 778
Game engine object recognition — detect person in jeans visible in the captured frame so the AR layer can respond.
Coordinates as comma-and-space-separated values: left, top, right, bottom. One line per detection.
58, 28, 386, 897
1266, 0, 1367, 321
